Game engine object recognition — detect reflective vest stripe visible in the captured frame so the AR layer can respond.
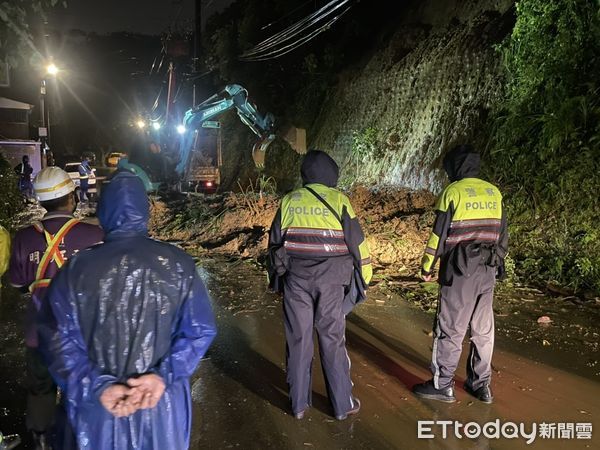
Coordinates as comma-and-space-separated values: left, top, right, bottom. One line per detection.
43, 229, 66, 266
29, 279, 51, 291
29, 218, 80, 293
284, 241, 349, 253
286, 227, 345, 238
446, 230, 499, 245
79, 164, 90, 179
450, 219, 501, 228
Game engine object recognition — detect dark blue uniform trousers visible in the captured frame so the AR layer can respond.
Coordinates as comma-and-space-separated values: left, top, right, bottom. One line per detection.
283, 274, 354, 416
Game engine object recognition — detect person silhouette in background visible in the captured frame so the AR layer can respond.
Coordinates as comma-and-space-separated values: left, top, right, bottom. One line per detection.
14, 155, 34, 199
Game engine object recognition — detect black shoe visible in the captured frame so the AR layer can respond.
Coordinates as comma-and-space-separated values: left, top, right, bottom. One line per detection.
335, 397, 361, 421
413, 380, 456, 403
31, 431, 52, 450
464, 383, 493, 404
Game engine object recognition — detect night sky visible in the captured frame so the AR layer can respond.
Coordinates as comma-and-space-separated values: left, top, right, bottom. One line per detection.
47, 0, 236, 35
0, 0, 241, 157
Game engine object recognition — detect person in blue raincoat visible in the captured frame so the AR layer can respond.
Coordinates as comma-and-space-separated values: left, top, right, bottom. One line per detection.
38, 171, 217, 450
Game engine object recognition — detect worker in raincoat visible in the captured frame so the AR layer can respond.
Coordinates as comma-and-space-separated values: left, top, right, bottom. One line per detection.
413, 144, 508, 404
9, 167, 103, 449
268, 150, 372, 421
38, 171, 217, 450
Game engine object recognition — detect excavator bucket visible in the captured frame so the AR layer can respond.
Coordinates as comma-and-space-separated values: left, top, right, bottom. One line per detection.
282, 126, 307, 154
252, 133, 276, 168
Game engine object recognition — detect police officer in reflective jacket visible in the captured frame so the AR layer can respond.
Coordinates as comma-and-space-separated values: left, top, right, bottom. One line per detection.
413, 144, 508, 404
268, 150, 372, 420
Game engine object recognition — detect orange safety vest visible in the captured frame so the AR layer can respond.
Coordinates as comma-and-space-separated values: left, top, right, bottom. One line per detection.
28, 218, 80, 292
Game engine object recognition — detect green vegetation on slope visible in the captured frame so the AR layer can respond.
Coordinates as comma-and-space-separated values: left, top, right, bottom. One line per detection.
204, 0, 600, 294
485, 0, 600, 292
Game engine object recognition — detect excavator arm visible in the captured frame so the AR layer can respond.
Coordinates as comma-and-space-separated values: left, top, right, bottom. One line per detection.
175, 84, 275, 176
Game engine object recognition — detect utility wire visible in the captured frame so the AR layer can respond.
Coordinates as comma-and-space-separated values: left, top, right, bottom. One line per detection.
240, 0, 352, 60
241, 0, 340, 52
260, 0, 314, 30
243, 0, 346, 56
149, 45, 166, 75
150, 85, 165, 113
241, 6, 351, 61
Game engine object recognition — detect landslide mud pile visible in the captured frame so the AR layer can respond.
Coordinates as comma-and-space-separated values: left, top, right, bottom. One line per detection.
149, 187, 436, 275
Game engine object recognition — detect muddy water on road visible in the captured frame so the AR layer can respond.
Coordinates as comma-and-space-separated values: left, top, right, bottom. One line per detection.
1, 257, 598, 449
189, 259, 598, 450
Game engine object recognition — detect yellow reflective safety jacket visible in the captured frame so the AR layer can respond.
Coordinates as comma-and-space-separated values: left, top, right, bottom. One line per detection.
421, 177, 508, 284
268, 183, 372, 291
0, 225, 10, 287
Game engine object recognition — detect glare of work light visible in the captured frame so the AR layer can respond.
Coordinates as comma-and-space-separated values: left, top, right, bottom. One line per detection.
46, 63, 59, 75
177, 125, 186, 134
152, 122, 161, 131
136, 120, 146, 129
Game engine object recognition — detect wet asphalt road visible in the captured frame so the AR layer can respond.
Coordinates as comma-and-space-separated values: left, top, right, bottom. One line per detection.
1, 257, 599, 449
187, 259, 599, 450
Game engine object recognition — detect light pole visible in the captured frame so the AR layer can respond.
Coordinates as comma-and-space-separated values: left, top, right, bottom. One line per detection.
40, 63, 59, 167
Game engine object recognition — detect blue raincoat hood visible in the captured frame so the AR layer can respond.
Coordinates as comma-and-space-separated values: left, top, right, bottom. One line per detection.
98, 171, 149, 235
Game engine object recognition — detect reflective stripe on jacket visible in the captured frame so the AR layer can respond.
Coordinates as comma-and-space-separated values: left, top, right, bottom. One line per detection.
273, 183, 372, 284
78, 163, 92, 179
281, 187, 349, 258
421, 177, 507, 275
28, 218, 80, 292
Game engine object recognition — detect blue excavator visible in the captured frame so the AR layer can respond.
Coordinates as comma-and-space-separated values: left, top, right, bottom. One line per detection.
177, 84, 276, 174
119, 84, 305, 192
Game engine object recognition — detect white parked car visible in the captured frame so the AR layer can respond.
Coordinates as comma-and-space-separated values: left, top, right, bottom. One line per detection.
64, 162, 97, 197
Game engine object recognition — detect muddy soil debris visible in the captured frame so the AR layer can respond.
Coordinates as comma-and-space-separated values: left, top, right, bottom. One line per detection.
148, 185, 437, 272
147, 186, 600, 378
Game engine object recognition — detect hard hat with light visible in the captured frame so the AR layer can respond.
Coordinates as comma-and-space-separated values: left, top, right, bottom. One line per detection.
33, 167, 76, 202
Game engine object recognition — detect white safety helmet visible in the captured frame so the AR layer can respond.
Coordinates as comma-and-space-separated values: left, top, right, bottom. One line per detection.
33, 167, 76, 202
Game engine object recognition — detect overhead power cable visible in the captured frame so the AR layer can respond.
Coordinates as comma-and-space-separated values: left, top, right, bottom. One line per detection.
241, 6, 351, 61
242, 0, 342, 55
239, 0, 353, 61
150, 85, 165, 113
260, 0, 314, 31
242, 0, 348, 57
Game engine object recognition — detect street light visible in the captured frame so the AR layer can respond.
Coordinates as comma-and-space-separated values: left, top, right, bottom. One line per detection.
136, 119, 146, 129
40, 62, 60, 167
46, 63, 59, 76
176, 124, 186, 134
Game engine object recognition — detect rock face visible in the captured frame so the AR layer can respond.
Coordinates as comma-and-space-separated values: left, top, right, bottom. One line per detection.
311, 0, 514, 193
